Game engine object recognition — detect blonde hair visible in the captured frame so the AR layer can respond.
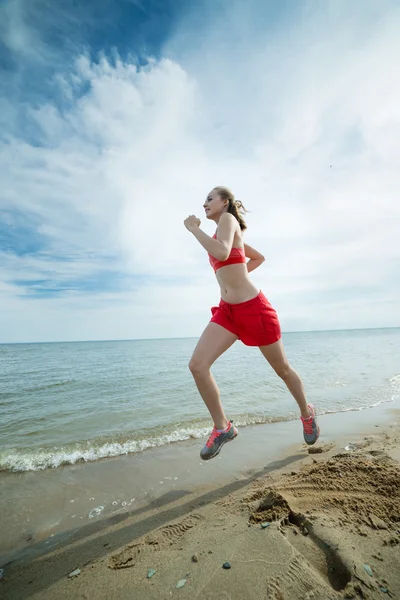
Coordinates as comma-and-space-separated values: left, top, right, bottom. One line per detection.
213, 186, 248, 231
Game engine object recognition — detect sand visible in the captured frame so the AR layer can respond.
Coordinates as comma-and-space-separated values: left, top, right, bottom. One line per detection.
1, 413, 399, 600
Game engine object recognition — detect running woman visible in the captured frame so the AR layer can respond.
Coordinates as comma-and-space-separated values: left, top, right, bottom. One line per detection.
184, 186, 319, 460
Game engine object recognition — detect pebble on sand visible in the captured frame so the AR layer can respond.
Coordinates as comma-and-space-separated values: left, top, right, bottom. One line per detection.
222, 562, 231, 569
344, 443, 357, 452
68, 569, 81, 578
176, 579, 187, 588
363, 564, 373, 577
261, 522, 270, 529
147, 568, 156, 579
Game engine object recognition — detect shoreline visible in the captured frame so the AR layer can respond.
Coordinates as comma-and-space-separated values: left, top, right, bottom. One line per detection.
0, 399, 397, 564
1, 400, 399, 599
1, 395, 397, 474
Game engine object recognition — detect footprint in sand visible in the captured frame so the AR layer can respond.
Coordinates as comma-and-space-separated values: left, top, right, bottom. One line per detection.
108, 514, 203, 570
308, 442, 334, 455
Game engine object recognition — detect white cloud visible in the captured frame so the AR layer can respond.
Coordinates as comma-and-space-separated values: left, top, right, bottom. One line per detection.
1, 0, 400, 342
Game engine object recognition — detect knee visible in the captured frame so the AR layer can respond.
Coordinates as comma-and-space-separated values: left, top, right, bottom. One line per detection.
274, 361, 291, 380
188, 357, 209, 377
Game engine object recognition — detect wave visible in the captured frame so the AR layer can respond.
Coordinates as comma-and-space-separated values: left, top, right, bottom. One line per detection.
1, 393, 397, 473
23, 380, 77, 393
0, 380, 77, 400
0, 426, 212, 473
0, 414, 290, 473
389, 374, 400, 388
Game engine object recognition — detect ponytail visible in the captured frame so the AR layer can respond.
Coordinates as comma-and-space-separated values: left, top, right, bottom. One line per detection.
213, 186, 248, 231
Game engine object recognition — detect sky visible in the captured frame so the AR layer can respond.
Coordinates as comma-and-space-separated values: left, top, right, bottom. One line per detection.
0, 0, 399, 343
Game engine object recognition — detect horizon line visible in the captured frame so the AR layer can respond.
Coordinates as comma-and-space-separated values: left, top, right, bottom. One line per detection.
1, 325, 399, 345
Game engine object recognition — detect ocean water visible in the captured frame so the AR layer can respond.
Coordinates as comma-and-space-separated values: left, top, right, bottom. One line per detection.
1, 328, 399, 473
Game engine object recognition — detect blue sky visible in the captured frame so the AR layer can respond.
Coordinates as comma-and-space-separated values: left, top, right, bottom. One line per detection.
1, 0, 399, 342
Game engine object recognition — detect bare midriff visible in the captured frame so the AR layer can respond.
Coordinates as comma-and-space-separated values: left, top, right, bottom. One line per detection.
215, 262, 260, 304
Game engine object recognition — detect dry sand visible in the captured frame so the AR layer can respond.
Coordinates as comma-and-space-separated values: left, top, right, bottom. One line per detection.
1, 414, 400, 600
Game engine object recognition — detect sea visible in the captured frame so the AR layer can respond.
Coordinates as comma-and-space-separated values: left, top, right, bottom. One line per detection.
1, 328, 400, 474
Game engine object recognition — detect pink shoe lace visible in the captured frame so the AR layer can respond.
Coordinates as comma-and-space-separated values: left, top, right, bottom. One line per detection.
205, 423, 230, 448
301, 416, 314, 435
301, 405, 315, 434
205, 427, 219, 448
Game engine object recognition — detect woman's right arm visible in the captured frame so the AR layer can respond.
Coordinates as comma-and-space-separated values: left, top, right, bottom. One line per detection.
184, 213, 237, 260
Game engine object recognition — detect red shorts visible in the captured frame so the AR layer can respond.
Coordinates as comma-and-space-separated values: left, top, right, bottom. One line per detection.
210, 291, 281, 347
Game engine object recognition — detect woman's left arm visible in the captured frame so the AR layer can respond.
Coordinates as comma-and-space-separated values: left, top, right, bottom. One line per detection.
244, 243, 265, 272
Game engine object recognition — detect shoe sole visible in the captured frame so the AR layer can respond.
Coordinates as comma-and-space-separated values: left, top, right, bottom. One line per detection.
200, 430, 238, 461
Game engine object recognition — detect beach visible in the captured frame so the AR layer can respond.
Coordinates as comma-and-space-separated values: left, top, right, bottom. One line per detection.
2, 0, 400, 597
1, 403, 399, 600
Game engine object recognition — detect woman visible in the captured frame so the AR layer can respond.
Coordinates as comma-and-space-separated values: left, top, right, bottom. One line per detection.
184, 186, 319, 460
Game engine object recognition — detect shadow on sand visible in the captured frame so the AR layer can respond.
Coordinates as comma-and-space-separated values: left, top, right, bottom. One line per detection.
1, 452, 305, 600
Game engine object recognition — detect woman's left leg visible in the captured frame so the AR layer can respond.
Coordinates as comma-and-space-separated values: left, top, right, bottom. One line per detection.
259, 339, 309, 418
259, 339, 320, 445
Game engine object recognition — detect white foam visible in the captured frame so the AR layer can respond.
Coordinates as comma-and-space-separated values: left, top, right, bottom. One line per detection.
0, 426, 212, 472
369, 398, 394, 408
88, 506, 104, 519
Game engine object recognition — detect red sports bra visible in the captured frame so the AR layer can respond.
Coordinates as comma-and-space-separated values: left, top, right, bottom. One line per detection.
208, 234, 246, 272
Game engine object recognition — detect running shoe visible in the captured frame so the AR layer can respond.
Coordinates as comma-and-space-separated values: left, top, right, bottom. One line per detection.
301, 404, 320, 445
200, 420, 238, 460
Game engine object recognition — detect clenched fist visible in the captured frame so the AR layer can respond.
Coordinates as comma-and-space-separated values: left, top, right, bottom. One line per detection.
184, 215, 201, 231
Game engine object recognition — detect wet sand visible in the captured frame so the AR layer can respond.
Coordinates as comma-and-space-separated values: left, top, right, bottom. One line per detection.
1, 405, 399, 599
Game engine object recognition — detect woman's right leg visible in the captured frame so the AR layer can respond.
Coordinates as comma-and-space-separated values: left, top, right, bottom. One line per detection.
189, 322, 238, 430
